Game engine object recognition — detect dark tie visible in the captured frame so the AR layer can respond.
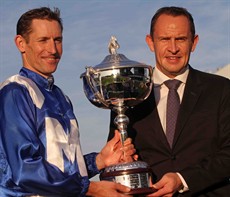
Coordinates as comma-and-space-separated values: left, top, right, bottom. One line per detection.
164, 79, 181, 148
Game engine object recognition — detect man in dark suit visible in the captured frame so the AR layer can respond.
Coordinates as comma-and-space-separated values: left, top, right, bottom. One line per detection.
108, 6, 230, 196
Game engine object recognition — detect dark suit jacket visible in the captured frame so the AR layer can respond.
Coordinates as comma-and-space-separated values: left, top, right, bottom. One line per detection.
108, 67, 230, 196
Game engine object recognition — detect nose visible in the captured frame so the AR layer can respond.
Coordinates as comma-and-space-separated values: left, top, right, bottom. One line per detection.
47, 39, 58, 54
168, 39, 179, 54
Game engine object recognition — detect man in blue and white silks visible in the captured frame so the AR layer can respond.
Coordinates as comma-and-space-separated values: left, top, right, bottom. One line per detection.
0, 7, 136, 197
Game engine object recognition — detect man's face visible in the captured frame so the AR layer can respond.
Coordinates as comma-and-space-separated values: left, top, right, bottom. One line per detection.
16, 19, 63, 78
146, 14, 198, 78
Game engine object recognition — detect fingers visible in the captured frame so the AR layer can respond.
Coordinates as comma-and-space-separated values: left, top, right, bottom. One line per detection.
122, 140, 136, 153
113, 183, 134, 197
123, 137, 132, 145
109, 130, 131, 147
121, 142, 135, 152
108, 130, 137, 163
120, 145, 136, 162
114, 129, 121, 141
114, 130, 133, 146
149, 188, 172, 197
114, 182, 131, 193
148, 173, 182, 197
88, 181, 132, 197
108, 130, 121, 147
133, 154, 139, 161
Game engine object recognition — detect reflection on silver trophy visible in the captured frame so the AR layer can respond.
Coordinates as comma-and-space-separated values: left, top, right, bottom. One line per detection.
80, 36, 155, 195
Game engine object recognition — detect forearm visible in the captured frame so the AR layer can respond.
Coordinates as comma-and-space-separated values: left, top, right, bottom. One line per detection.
84, 152, 101, 178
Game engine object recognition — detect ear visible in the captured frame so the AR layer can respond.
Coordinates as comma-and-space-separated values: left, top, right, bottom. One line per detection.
15, 35, 26, 53
191, 34, 199, 52
146, 34, 155, 52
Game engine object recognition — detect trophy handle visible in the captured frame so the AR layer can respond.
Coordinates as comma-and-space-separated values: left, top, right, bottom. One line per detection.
85, 67, 109, 108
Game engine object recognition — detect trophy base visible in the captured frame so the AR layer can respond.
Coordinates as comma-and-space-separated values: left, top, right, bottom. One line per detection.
100, 161, 156, 195
125, 187, 156, 195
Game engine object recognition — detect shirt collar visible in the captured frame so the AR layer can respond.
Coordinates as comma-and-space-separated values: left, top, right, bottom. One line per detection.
19, 67, 54, 91
153, 65, 189, 87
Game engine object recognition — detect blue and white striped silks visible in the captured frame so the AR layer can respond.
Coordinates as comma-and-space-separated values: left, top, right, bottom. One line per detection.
0, 68, 99, 197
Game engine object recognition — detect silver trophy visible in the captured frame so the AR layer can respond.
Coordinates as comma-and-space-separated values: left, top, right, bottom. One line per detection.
80, 36, 155, 195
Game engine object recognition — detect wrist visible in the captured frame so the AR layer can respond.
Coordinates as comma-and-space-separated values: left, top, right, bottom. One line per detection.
176, 172, 189, 193
96, 152, 105, 170
86, 181, 98, 196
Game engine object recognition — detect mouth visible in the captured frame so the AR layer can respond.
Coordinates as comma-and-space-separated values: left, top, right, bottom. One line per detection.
44, 56, 60, 64
166, 55, 181, 59
165, 56, 181, 63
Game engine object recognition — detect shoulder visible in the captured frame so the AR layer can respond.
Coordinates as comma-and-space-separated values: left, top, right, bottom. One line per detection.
1, 74, 33, 89
1, 75, 27, 94
0, 75, 44, 109
189, 67, 230, 87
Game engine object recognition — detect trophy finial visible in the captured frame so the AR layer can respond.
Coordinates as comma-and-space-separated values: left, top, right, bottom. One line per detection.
108, 35, 120, 55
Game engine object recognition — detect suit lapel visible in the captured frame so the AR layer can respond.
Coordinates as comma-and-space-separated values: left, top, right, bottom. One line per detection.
173, 68, 203, 147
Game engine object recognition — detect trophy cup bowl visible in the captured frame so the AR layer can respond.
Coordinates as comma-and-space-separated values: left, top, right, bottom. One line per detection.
80, 36, 155, 194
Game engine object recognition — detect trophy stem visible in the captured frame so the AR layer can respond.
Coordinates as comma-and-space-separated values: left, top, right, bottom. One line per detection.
113, 106, 129, 146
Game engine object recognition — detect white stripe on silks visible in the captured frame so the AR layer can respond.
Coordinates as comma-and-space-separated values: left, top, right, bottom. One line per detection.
46, 118, 88, 176
0, 75, 44, 109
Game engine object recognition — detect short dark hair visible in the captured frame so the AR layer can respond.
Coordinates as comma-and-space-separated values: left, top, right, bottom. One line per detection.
16, 7, 63, 42
150, 6, 195, 41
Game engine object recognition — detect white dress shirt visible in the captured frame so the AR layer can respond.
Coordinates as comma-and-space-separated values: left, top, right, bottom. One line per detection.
153, 66, 189, 133
153, 66, 189, 192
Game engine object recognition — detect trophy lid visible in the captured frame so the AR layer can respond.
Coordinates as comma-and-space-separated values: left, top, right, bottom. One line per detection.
81, 36, 150, 75
94, 53, 149, 70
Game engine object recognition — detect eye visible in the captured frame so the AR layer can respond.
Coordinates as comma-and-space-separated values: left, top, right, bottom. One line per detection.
55, 37, 63, 44
38, 38, 49, 43
159, 37, 170, 42
176, 37, 187, 42
39, 39, 46, 42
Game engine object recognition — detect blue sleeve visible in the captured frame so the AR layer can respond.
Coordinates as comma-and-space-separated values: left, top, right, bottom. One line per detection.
84, 152, 101, 178
0, 83, 90, 196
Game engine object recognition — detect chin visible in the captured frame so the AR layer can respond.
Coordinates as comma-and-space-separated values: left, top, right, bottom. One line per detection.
47, 66, 58, 73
